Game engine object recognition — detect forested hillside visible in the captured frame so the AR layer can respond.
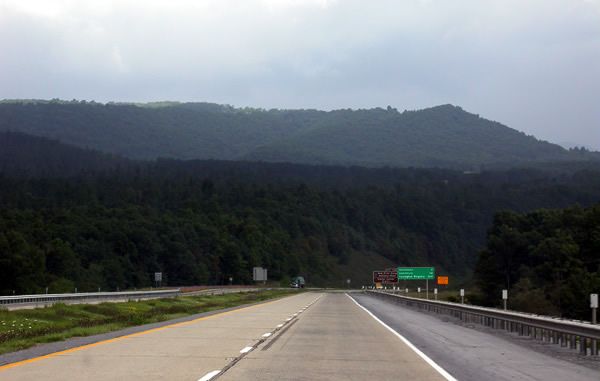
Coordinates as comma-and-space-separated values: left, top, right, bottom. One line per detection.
2, 156, 600, 295
475, 205, 600, 320
0, 131, 130, 177
1, 100, 597, 169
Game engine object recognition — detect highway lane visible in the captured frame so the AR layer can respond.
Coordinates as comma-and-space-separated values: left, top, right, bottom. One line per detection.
350, 292, 600, 381
0, 292, 320, 381
5, 290, 588, 381
218, 292, 449, 380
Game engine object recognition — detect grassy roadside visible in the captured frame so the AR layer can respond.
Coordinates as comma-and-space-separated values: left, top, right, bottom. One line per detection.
0, 289, 299, 355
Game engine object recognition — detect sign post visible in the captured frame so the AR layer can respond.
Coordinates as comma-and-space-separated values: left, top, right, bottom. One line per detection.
397, 267, 435, 299
397, 267, 435, 280
154, 272, 162, 288
591, 294, 598, 324
502, 289, 508, 310
253, 267, 268, 284
434, 288, 438, 301
373, 270, 398, 284
460, 289, 465, 304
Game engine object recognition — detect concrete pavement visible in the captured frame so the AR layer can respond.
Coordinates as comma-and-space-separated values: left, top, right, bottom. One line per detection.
0, 292, 320, 381
0, 292, 452, 381
218, 293, 448, 380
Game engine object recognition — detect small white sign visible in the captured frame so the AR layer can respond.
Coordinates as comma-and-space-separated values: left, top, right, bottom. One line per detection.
460, 289, 465, 297
154, 272, 162, 282
591, 293, 599, 308
418, 287, 421, 293
253, 267, 268, 281
502, 289, 508, 300
434, 288, 438, 295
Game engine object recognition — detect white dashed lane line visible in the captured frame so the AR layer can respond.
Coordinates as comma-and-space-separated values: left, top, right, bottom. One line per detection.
205, 295, 323, 380
198, 369, 221, 381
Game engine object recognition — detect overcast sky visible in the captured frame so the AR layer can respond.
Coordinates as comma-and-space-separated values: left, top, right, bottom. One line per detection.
1, 0, 599, 148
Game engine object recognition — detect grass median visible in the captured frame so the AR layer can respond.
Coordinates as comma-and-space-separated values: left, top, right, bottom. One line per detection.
0, 289, 299, 355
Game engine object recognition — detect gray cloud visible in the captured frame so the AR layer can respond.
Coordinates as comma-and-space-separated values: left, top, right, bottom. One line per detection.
1, 0, 599, 148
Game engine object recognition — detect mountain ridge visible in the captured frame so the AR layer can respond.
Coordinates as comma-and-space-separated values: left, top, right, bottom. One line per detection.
0, 100, 597, 169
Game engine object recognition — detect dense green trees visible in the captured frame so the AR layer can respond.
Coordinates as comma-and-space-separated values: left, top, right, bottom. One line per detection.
1, 100, 598, 169
475, 206, 600, 319
1, 158, 600, 295
1, 131, 599, 304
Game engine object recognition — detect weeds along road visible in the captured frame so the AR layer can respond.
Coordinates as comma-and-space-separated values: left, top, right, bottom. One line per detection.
1, 292, 596, 381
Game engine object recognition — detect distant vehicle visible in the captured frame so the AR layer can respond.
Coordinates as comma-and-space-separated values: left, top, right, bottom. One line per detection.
290, 276, 305, 288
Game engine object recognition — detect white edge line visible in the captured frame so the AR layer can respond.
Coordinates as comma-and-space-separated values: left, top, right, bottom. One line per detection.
240, 346, 253, 354
198, 369, 221, 381
345, 293, 457, 381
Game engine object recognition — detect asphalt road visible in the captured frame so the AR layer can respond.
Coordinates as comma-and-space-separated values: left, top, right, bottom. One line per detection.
0, 292, 448, 381
350, 292, 600, 381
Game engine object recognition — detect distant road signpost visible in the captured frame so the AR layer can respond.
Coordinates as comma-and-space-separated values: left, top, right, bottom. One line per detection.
373, 270, 398, 284
253, 267, 268, 284
397, 267, 435, 299
154, 272, 162, 288
397, 267, 435, 280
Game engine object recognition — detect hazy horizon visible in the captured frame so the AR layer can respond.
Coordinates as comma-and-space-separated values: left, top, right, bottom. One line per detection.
1, 0, 599, 149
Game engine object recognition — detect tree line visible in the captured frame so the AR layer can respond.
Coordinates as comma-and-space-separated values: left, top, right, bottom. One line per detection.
1, 157, 600, 295
475, 205, 600, 320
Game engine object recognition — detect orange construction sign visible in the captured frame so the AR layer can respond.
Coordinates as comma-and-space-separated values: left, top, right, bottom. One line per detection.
437, 276, 449, 285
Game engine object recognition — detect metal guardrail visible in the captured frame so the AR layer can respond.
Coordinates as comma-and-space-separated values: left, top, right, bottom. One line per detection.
368, 290, 600, 356
183, 287, 260, 296
0, 289, 181, 307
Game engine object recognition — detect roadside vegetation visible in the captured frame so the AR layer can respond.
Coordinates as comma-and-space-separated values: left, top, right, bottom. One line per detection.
0, 289, 297, 355
475, 205, 600, 319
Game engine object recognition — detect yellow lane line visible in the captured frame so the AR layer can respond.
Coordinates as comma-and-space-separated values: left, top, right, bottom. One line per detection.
0, 294, 299, 371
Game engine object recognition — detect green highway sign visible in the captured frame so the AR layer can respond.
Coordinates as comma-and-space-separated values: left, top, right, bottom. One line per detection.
397, 267, 435, 280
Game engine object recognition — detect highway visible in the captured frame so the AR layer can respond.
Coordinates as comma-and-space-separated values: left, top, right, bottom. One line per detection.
0, 292, 598, 380
351, 293, 600, 381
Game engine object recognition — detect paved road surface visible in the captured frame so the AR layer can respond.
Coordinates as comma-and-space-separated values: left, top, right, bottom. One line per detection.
218, 292, 446, 380
3, 291, 594, 380
351, 293, 600, 381
0, 292, 447, 381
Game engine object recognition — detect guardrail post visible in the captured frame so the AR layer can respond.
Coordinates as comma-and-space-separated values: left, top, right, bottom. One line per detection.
591, 294, 598, 324
580, 337, 587, 355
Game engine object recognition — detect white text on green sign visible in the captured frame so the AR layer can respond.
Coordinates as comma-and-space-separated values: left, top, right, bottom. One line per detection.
397, 267, 435, 280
